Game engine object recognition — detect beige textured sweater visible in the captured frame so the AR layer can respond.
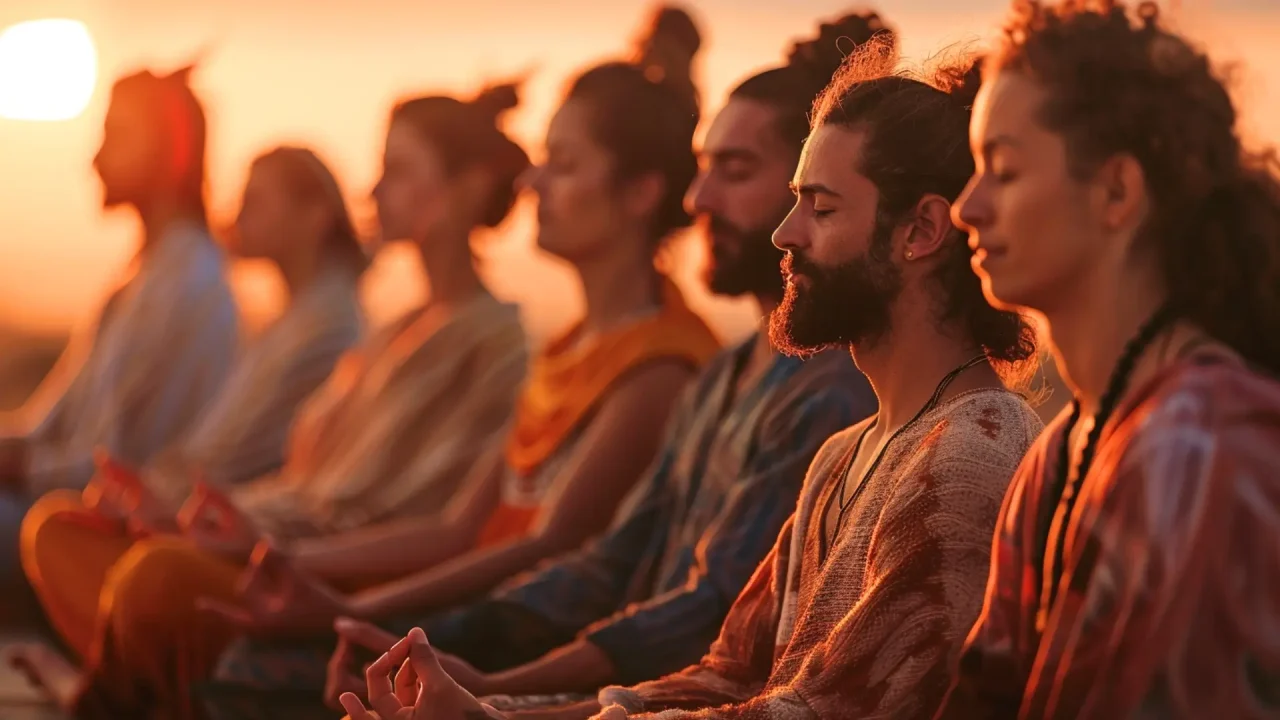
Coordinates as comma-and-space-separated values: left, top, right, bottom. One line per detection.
597, 388, 1043, 720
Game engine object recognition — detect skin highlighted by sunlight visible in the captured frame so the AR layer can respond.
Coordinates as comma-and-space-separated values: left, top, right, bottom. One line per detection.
0, 19, 96, 121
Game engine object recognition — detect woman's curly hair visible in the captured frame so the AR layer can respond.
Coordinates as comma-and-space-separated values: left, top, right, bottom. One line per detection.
991, 0, 1280, 374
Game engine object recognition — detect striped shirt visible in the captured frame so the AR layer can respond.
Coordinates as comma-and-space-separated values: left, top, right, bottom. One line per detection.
230, 292, 528, 539
19, 222, 239, 494
940, 352, 1280, 720
139, 265, 364, 508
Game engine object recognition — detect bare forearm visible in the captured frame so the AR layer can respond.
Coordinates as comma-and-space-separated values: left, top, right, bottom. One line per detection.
486, 640, 616, 698
349, 536, 553, 618
293, 516, 474, 586
352, 533, 571, 619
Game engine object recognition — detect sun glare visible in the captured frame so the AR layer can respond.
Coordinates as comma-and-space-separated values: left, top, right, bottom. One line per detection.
0, 19, 97, 122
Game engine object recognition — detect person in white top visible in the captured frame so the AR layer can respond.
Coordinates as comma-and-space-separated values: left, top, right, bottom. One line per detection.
0, 65, 239, 578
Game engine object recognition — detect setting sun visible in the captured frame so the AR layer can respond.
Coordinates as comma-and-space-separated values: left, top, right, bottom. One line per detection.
0, 18, 96, 122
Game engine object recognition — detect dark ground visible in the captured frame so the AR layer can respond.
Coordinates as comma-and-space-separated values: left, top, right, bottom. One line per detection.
0, 327, 71, 717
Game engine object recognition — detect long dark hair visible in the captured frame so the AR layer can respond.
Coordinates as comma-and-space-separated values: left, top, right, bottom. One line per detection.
730, 11, 897, 154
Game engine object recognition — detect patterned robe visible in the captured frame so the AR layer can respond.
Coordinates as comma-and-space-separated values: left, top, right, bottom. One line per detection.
139, 264, 364, 505
229, 291, 527, 538
938, 350, 1280, 719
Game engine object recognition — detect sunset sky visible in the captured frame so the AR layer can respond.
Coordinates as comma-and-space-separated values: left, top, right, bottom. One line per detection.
1, 0, 1277, 344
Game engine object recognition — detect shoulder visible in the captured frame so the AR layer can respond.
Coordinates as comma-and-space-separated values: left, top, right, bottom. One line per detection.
902, 390, 1045, 498
767, 349, 877, 417
278, 286, 365, 351
312, 273, 366, 335
685, 340, 751, 399
134, 227, 235, 318
930, 388, 1045, 460
462, 299, 530, 366
1117, 357, 1280, 476
1137, 355, 1280, 429
609, 357, 699, 402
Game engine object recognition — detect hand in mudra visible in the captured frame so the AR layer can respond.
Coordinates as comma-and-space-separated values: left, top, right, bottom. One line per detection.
176, 481, 260, 559
326, 617, 400, 709
338, 627, 504, 720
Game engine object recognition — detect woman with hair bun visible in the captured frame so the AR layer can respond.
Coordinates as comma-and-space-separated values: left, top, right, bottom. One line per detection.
13, 82, 535, 720
939, 2, 1280, 718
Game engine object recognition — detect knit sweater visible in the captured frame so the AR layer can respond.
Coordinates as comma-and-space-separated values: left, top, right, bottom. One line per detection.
596, 388, 1043, 720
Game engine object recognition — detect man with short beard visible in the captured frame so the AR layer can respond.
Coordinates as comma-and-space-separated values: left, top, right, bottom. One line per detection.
226, 14, 885, 720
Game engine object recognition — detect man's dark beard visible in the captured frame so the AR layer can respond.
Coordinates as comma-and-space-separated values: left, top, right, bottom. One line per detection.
704, 214, 786, 298
769, 223, 902, 356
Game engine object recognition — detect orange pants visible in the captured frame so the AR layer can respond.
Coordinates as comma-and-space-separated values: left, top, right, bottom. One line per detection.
20, 490, 242, 719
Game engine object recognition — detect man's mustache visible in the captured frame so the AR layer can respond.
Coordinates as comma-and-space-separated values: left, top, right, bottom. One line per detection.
782, 251, 822, 278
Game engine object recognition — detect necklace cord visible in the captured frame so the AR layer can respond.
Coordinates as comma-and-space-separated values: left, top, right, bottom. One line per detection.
1038, 304, 1176, 618
828, 353, 989, 545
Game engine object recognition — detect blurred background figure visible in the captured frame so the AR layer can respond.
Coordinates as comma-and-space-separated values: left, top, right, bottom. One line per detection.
0, 65, 239, 590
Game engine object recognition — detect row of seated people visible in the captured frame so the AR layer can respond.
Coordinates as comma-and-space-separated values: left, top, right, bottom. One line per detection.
4, 1, 1280, 718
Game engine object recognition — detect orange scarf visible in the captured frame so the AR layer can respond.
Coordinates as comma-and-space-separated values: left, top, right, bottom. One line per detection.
503, 281, 720, 478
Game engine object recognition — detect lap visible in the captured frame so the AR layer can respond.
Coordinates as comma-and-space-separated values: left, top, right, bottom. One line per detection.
0, 490, 30, 554
418, 599, 577, 673
213, 633, 337, 693
197, 680, 335, 720
106, 536, 242, 602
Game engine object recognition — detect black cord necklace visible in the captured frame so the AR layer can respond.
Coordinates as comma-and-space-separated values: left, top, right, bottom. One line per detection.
1038, 304, 1175, 620
826, 353, 989, 550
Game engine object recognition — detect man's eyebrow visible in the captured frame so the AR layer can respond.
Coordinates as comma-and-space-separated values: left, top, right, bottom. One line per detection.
789, 182, 842, 198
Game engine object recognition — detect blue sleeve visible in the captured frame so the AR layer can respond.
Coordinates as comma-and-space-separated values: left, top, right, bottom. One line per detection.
584, 387, 864, 685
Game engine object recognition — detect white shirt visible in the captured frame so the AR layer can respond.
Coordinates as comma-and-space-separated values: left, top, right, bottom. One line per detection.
20, 221, 239, 494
